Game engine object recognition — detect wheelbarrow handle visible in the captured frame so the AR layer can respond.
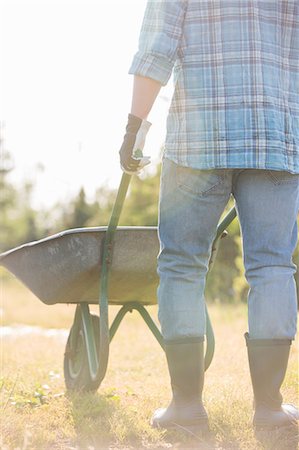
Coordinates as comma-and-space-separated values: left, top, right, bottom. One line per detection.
105, 173, 132, 236
97, 172, 132, 383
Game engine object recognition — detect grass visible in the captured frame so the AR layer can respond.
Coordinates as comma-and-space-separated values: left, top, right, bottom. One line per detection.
1, 273, 298, 449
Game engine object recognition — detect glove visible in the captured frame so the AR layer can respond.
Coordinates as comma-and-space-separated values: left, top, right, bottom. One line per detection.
119, 113, 151, 175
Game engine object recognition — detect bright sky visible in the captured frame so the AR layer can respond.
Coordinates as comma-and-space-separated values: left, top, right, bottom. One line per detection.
0, 0, 173, 208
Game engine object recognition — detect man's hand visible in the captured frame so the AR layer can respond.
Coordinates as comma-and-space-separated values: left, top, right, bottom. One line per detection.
119, 114, 151, 175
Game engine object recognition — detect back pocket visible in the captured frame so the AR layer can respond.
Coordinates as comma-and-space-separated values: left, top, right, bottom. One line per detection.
266, 170, 299, 186
176, 166, 225, 196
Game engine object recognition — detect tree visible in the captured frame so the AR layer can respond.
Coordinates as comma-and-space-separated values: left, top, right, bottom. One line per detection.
66, 187, 100, 229
0, 125, 42, 251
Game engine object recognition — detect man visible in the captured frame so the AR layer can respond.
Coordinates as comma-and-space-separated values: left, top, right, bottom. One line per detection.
119, 0, 299, 433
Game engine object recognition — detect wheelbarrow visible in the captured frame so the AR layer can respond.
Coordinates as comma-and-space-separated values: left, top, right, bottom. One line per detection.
0, 172, 237, 392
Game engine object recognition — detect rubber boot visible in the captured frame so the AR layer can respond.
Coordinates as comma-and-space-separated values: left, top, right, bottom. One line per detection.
245, 333, 299, 429
151, 339, 209, 434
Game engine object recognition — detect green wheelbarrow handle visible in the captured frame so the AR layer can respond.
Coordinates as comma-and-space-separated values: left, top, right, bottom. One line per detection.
97, 172, 132, 384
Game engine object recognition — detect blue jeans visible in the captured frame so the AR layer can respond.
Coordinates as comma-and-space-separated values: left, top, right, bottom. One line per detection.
157, 158, 299, 341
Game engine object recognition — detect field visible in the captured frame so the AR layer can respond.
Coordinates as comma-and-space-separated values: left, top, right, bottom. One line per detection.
1, 273, 298, 450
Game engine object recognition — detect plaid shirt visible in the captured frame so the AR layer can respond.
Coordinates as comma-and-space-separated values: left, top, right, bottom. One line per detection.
129, 0, 299, 173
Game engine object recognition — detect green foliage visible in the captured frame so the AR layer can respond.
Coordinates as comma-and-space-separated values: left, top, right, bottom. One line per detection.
119, 166, 160, 226
0, 141, 43, 252
1, 375, 53, 409
9, 384, 50, 408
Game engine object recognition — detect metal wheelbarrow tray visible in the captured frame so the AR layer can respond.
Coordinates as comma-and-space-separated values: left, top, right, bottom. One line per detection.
0, 226, 160, 306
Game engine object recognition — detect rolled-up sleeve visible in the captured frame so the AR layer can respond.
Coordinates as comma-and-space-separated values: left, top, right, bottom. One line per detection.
129, 0, 187, 86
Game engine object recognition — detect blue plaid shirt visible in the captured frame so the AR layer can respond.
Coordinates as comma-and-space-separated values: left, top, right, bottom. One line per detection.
129, 0, 299, 173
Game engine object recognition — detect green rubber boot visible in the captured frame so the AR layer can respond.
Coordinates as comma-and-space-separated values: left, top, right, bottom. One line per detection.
151, 339, 209, 434
245, 333, 299, 429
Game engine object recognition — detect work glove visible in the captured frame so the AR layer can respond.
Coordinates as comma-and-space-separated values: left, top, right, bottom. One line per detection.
119, 113, 151, 175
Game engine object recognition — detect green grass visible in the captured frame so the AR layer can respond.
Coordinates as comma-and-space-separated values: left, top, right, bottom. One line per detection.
1, 274, 298, 449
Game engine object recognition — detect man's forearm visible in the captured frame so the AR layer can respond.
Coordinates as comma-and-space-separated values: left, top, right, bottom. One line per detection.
130, 75, 162, 120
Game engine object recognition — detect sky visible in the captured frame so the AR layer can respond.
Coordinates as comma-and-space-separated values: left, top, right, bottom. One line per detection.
0, 0, 173, 208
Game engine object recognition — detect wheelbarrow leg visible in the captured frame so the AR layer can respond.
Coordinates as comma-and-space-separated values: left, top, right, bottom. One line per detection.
108, 303, 164, 349
109, 302, 215, 371
132, 303, 215, 371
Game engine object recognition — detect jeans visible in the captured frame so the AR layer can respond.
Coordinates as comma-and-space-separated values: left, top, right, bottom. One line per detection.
157, 158, 299, 341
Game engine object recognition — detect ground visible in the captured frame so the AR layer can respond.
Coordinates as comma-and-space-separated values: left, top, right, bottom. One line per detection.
1, 275, 298, 449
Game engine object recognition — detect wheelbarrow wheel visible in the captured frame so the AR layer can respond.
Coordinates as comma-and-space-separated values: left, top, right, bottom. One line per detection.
64, 313, 101, 392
